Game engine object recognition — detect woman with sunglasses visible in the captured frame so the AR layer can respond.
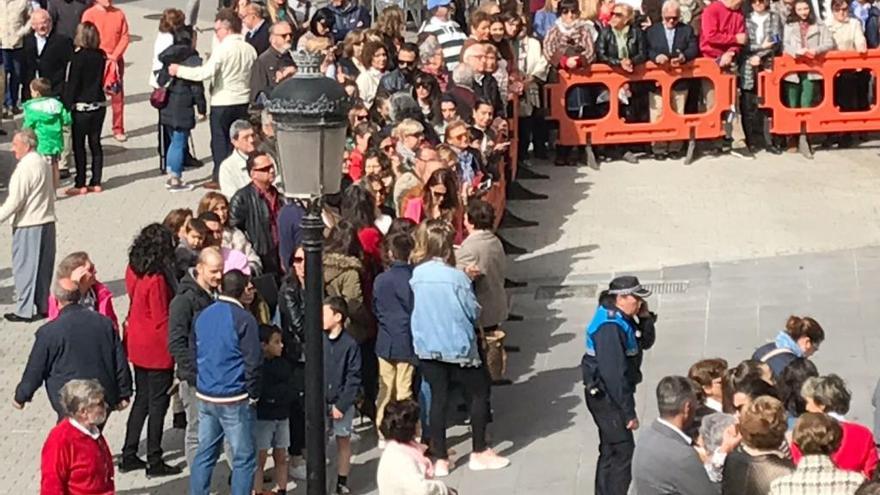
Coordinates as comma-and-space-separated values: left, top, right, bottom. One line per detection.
296, 7, 334, 50
543, 0, 597, 166
828, 0, 869, 123
403, 168, 466, 244
412, 73, 443, 132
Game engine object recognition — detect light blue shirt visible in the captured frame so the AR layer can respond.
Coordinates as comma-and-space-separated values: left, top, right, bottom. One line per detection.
664, 26, 676, 52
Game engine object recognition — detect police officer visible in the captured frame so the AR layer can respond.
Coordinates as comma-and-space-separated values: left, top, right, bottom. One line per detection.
581, 275, 657, 495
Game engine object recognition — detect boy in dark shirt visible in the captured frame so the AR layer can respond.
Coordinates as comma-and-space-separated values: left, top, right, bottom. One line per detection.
254, 324, 294, 494
323, 296, 362, 495
175, 218, 207, 280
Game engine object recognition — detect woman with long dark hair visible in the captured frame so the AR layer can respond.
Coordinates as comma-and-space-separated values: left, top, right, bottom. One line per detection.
413, 73, 443, 131
402, 168, 465, 244
120, 223, 181, 477
341, 183, 383, 274
63, 22, 107, 195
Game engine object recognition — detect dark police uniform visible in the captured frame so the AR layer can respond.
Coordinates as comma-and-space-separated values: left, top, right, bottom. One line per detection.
581, 277, 656, 495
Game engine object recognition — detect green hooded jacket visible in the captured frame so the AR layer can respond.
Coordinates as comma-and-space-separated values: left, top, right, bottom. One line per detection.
23, 97, 71, 156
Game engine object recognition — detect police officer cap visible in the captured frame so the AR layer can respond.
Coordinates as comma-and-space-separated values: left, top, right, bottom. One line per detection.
607, 276, 652, 298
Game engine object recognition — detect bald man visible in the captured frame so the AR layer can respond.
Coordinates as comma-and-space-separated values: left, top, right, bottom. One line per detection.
22, 9, 73, 100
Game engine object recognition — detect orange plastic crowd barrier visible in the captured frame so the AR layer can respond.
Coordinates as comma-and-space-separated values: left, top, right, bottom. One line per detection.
759, 49, 880, 151
545, 58, 736, 165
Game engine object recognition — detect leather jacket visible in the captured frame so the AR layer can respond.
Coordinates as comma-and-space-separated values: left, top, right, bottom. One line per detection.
277, 273, 306, 364
229, 183, 285, 273
596, 26, 648, 66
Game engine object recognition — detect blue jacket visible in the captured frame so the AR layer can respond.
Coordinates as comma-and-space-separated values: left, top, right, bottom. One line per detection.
409, 259, 480, 366
324, 329, 362, 412
532, 11, 557, 41
327, 1, 371, 43
193, 297, 263, 401
373, 261, 415, 361
277, 201, 305, 272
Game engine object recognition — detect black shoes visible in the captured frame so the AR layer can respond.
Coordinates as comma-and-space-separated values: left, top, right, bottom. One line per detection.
146, 461, 183, 478
118, 456, 147, 473
4, 312, 46, 323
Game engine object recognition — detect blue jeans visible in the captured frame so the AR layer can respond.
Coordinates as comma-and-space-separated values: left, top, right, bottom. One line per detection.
2, 48, 21, 108
167, 129, 189, 179
189, 399, 256, 495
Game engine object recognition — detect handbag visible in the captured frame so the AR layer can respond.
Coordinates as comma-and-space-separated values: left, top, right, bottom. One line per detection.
481, 328, 508, 382
150, 86, 169, 109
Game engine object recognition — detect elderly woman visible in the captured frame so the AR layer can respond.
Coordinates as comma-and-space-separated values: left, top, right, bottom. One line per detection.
47, 251, 118, 329
722, 397, 794, 495
828, 0, 869, 120
770, 413, 865, 494
376, 399, 454, 494
596, 3, 648, 132
793, 374, 878, 479
197, 192, 262, 275
543, 0, 596, 166
696, 412, 738, 482
419, 35, 449, 91
356, 41, 389, 106
410, 220, 509, 476
41, 380, 115, 494
741, 0, 784, 155
338, 29, 367, 79
782, 0, 833, 109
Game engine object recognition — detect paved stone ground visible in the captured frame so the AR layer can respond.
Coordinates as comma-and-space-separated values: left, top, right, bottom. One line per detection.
0, 0, 880, 493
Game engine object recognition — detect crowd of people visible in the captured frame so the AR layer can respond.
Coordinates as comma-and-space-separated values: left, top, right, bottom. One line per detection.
2, 0, 880, 493
583, 276, 880, 495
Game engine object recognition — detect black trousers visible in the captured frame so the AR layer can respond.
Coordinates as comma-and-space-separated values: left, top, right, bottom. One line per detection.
419, 359, 491, 460
741, 89, 769, 149
122, 367, 174, 465
209, 103, 248, 181
288, 362, 306, 456
72, 107, 106, 188
518, 111, 548, 158
585, 388, 634, 495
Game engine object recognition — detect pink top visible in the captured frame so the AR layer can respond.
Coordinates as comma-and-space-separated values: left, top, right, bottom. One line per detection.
47, 281, 119, 332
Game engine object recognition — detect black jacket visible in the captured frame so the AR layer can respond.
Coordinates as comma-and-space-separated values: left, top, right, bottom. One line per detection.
246, 21, 271, 56
14, 305, 132, 414
324, 329, 362, 413
378, 68, 423, 96
229, 183, 286, 275
645, 23, 699, 62
157, 45, 207, 131
22, 31, 73, 100
63, 48, 106, 108
47, 0, 87, 39
277, 273, 306, 364
167, 270, 215, 385
581, 299, 656, 422
257, 356, 295, 420
250, 46, 295, 103
596, 26, 648, 66
472, 73, 505, 117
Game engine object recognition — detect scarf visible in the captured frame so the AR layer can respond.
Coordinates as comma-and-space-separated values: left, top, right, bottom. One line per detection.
554, 17, 589, 37
613, 26, 630, 59
774, 330, 804, 357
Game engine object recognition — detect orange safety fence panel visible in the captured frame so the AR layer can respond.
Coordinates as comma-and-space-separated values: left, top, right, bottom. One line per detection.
545, 58, 735, 146
759, 49, 880, 135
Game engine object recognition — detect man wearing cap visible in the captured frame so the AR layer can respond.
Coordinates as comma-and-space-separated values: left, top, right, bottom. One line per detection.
418, 0, 468, 71
581, 275, 657, 495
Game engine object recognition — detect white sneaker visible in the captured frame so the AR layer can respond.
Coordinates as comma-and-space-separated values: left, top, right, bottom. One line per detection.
434, 459, 450, 478
378, 438, 387, 450
288, 462, 307, 481
468, 450, 510, 471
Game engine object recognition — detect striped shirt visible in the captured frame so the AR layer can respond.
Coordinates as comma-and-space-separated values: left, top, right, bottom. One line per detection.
418, 17, 468, 71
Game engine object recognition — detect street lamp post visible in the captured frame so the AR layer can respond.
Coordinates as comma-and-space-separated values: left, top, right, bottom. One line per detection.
267, 50, 350, 495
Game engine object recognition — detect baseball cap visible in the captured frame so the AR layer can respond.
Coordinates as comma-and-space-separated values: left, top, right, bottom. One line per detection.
428, 0, 452, 10
607, 276, 652, 298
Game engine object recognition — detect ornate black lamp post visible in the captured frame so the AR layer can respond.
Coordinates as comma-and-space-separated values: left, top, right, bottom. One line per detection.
267, 50, 350, 495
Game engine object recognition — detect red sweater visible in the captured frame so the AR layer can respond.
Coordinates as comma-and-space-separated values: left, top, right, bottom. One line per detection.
41, 419, 115, 495
699, 1, 745, 58
124, 267, 174, 370
791, 420, 878, 479
81, 5, 130, 61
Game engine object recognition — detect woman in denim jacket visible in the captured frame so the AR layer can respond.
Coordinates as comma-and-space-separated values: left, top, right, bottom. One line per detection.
409, 219, 510, 477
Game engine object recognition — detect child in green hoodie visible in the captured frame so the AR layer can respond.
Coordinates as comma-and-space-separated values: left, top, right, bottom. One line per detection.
23, 78, 71, 191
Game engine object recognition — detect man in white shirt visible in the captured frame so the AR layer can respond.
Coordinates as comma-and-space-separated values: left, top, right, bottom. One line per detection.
0, 130, 57, 322
218, 120, 256, 199
170, 8, 257, 189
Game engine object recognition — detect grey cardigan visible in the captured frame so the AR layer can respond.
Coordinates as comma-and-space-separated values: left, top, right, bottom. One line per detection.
782, 21, 835, 81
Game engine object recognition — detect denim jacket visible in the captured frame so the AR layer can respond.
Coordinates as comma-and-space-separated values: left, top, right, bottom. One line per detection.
409, 259, 481, 366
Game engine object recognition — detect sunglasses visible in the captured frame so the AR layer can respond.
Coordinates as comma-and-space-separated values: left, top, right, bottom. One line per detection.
292, 256, 305, 263
833, 6, 848, 11
560, 7, 576, 14
450, 132, 468, 141
664, 15, 679, 20
612, 11, 624, 16
398, 60, 414, 67
382, 143, 395, 151
432, 190, 446, 198
354, 114, 369, 121
253, 166, 275, 173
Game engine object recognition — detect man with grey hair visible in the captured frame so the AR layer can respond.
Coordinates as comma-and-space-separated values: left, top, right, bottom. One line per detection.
249, 21, 296, 104
449, 63, 477, 122
632, 375, 720, 494
218, 119, 257, 198
14, 275, 131, 420
0, 130, 56, 323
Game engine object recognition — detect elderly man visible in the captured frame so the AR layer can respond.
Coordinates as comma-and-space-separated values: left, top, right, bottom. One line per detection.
219, 120, 257, 198
230, 152, 286, 277
418, 0, 467, 71
242, 3, 270, 55
22, 10, 73, 100
632, 376, 725, 495
82, 0, 130, 142
170, 9, 257, 190
250, 21, 296, 104
14, 275, 132, 419
646, 0, 699, 159
0, 130, 56, 322
448, 63, 478, 123
0, 0, 30, 117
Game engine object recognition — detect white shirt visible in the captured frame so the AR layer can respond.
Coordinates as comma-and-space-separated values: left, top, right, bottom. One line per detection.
69, 418, 101, 440
36, 34, 47, 56
705, 397, 723, 412
657, 418, 692, 445
218, 150, 250, 199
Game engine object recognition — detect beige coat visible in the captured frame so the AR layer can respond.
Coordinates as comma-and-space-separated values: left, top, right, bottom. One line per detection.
0, 151, 56, 227
456, 229, 508, 328
827, 17, 866, 52
0, 0, 31, 49
176, 33, 256, 106
783, 21, 835, 81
